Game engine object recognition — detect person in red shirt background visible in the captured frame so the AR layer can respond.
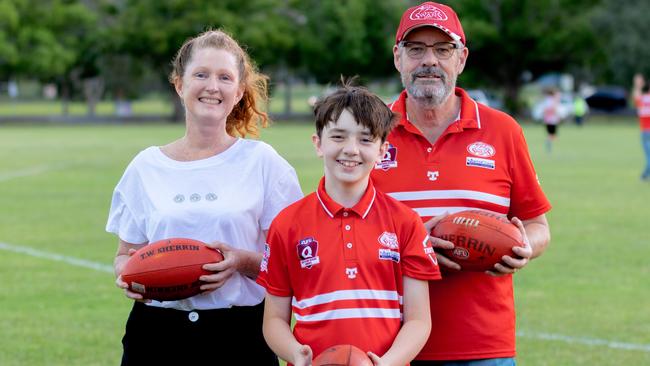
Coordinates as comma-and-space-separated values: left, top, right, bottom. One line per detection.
258, 82, 441, 366
371, 2, 552, 365
632, 73, 650, 181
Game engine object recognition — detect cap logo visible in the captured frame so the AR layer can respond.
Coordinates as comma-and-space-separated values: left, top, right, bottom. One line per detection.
410, 4, 448, 21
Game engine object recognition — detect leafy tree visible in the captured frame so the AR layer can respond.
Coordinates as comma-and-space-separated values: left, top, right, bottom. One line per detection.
290, 0, 405, 84
0, 0, 100, 114
591, 0, 650, 87
110, 0, 295, 120
447, 0, 600, 113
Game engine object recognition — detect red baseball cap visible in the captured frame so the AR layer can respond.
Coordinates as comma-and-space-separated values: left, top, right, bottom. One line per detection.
395, 2, 465, 45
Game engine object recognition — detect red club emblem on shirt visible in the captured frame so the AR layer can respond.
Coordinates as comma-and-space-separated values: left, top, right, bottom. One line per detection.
467, 142, 496, 157
378, 232, 399, 249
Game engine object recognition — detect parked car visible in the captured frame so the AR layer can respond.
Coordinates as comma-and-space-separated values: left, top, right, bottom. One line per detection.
585, 87, 628, 112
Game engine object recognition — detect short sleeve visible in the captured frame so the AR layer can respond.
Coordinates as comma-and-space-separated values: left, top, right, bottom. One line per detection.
261, 166, 303, 230
105, 162, 148, 244
508, 128, 552, 220
256, 219, 293, 297
399, 208, 441, 281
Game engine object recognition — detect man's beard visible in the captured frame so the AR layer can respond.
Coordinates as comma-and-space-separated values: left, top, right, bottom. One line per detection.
401, 66, 455, 107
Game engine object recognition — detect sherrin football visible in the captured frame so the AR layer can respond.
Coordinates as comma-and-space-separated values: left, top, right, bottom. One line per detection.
433, 210, 524, 272
313, 344, 373, 366
121, 238, 224, 301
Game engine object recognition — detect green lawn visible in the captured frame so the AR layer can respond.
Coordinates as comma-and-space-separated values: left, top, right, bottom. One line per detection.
0, 119, 648, 365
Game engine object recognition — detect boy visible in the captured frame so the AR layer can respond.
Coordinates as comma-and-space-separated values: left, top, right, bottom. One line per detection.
257, 82, 441, 366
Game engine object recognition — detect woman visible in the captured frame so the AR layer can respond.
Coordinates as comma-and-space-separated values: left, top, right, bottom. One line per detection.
106, 30, 303, 365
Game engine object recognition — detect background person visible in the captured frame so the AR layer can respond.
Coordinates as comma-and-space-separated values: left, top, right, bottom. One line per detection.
632, 73, 650, 181
106, 29, 303, 365
573, 94, 588, 126
541, 88, 562, 152
258, 83, 440, 366
371, 2, 552, 365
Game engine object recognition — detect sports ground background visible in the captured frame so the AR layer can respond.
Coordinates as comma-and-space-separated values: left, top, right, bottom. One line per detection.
0, 115, 649, 365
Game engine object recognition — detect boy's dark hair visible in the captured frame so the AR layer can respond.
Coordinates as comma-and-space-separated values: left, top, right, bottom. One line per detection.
313, 79, 397, 142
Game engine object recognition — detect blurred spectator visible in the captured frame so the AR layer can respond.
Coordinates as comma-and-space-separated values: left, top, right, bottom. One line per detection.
632, 74, 650, 181
541, 88, 562, 152
573, 95, 589, 126
8, 80, 18, 98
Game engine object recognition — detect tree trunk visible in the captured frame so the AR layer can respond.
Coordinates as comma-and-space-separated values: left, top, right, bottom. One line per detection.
60, 83, 70, 116
83, 77, 105, 117
172, 93, 184, 122
504, 81, 523, 117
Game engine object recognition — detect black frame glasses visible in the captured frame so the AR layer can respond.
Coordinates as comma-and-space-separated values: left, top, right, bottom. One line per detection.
400, 41, 462, 60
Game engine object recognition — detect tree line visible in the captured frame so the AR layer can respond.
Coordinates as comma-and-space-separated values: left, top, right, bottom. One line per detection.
1, 0, 649, 116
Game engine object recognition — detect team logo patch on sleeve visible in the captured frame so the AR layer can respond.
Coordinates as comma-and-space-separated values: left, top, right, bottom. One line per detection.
466, 157, 495, 170
260, 243, 270, 273
297, 237, 320, 269
422, 235, 438, 265
375, 143, 398, 171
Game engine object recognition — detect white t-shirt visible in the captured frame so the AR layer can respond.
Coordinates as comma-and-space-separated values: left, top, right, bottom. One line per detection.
106, 139, 303, 310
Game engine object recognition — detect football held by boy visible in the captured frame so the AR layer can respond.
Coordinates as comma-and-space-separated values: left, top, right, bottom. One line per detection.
257, 82, 441, 366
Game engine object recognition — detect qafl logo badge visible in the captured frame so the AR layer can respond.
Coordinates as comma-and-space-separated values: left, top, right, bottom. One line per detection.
467, 142, 496, 157
375, 143, 398, 171
410, 4, 448, 21
297, 237, 320, 269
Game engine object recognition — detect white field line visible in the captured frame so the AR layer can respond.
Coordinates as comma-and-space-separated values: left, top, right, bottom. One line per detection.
2, 241, 649, 353
517, 330, 650, 352
0, 163, 72, 183
0, 241, 113, 273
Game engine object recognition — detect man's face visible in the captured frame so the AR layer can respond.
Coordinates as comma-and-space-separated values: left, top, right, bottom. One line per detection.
393, 27, 468, 107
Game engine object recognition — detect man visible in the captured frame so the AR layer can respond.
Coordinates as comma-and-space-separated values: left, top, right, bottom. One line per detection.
371, 2, 552, 365
632, 73, 650, 181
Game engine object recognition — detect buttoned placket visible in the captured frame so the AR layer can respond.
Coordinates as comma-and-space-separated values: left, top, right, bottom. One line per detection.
341, 209, 356, 261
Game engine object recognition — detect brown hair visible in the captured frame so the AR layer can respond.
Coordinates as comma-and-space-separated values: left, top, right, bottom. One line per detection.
170, 29, 269, 138
313, 79, 397, 142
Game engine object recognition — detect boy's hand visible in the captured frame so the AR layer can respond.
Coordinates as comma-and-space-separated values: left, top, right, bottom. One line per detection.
367, 351, 387, 366
293, 344, 313, 366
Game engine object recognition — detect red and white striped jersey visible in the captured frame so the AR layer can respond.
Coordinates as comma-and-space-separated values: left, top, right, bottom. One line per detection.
635, 94, 650, 131
257, 177, 441, 359
371, 88, 551, 361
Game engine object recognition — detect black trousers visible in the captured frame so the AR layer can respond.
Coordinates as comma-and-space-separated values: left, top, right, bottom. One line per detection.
121, 301, 278, 365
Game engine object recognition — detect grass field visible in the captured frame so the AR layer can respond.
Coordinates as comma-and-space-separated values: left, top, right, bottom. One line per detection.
0, 118, 649, 365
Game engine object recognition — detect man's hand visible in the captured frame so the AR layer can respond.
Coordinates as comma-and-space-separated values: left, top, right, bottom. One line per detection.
424, 214, 461, 271
487, 217, 533, 276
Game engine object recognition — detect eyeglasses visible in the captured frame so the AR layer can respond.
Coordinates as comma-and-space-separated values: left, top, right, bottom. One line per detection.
400, 41, 462, 60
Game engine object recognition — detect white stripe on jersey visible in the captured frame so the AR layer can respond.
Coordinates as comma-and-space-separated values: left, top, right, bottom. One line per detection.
292, 289, 400, 309
413, 206, 505, 218
294, 307, 402, 322
387, 190, 510, 207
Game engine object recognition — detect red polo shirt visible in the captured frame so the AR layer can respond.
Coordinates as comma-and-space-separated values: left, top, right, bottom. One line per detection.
371, 88, 551, 361
257, 177, 441, 360
635, 94, 650, 131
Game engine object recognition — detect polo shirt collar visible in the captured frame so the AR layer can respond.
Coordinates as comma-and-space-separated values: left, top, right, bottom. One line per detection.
389, 87, 482, 133
315, 177, 376, 219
